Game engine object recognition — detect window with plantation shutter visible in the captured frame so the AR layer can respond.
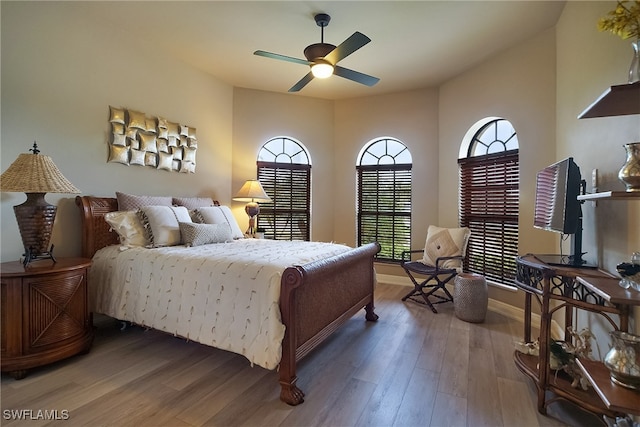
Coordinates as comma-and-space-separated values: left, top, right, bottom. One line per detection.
458, 118, 519, 287
256, 137, 311, 241
357, 138, 412, 263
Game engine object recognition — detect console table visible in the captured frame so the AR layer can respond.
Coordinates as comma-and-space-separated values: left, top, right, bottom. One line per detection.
514, 254, 639, 419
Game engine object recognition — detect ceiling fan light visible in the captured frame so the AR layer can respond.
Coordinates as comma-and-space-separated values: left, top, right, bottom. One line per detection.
311, 62, 334, 79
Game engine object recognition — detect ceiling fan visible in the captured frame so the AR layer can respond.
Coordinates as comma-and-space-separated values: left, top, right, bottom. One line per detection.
254, 13, 379, 93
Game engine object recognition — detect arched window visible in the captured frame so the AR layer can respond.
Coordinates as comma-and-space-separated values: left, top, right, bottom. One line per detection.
458, 118, 519, 287
257, 137, 311, 241
357, 137, 412, 262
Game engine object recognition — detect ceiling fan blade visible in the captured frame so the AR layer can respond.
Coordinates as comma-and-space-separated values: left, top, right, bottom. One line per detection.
254, 50, 312, 66
288, 72, 315, 92
324, 31, 371, 65
333, 65, 379, 87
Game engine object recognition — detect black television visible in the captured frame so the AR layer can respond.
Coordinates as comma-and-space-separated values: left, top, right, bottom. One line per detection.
533, 157, 587, 266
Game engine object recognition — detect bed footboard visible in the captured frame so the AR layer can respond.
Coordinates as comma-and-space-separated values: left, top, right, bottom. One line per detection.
278, 241, 380, 405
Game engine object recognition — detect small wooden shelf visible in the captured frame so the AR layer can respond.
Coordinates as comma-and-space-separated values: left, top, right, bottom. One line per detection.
576, 276, 640, 306
514, 351, 617, 417
576, 358, 640, 416
578, 81, 640, 118
578, 191, 640, 201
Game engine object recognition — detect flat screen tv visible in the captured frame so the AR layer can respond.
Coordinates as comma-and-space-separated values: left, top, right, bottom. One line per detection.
533, 157, 586, 266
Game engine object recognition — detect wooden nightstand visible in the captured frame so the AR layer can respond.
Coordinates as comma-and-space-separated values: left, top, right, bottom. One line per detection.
1, 257, 93, 379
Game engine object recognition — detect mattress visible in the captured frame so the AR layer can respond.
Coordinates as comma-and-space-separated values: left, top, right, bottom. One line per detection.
89, 238, 352, 369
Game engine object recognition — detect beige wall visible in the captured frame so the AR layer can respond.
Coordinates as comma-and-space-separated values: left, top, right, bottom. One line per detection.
557, 2, 640, 272
556, 2, 640, 333
333, 89, 439, 248
1, 2, 234, 262
231, 88, 334, 241
438, 28, 558, 307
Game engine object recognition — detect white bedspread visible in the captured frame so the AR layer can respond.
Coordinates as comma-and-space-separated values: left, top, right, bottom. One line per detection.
89, 239, 352, 370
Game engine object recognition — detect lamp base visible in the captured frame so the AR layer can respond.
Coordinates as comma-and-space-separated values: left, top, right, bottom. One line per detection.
14, 193, 57, 266
245, 202, 260, 236
23, 246, 56, 267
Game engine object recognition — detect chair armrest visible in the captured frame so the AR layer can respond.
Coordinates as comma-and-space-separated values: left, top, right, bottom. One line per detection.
401, 249, 424, 263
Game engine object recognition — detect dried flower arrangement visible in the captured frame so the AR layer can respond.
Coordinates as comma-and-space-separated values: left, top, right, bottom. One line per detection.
598, 0, 640, 40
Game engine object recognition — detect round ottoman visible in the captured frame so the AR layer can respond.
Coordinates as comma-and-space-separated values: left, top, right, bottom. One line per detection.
454, 273, 488, 323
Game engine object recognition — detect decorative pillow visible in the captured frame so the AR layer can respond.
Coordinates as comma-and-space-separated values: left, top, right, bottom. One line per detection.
421, 225, 471, 270
180, 161, 196, 173
167, 136, 178, 148
139, 133, 157, 153
172, 146, 183, 160
130, 148, 146, 166
173, 197, 217, 209
157, 139, 169, 153
137, 206, 192, 247
108, 145, 129, 165
104, 210, 147, 248
183, 146, 197, 163
112, 122, 125, 134
157, 151, 173, 171
194, 206, 245, 239
180, 125, 189, 137
145, 152, 157, 167
129, 137, 140, 150
179, 222, 232, 247
126, 127, 138, 140
112, 133, 126, 146
128, 110, 147, 130
145, 117, 157, 133
167, 122, 179, 138
109, 106, 125, 124
116, 192, 173, 211
158, 127, 169, 139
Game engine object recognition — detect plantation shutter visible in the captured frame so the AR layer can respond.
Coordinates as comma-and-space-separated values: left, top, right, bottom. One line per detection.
357, 164, 412, 262
458, 150, 519, 284
257, 161, 310, 241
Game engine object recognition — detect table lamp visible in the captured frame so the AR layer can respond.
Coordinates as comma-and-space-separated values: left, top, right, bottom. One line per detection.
233, 179, 271, 236
0, 142, 81, 266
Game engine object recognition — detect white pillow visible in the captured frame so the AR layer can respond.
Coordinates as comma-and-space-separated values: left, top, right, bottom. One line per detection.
104, 211, 147, 248
137, 206, 192, 247
179, 222, 233, 247
421, 225, 471, 270
194, 206, 245, 239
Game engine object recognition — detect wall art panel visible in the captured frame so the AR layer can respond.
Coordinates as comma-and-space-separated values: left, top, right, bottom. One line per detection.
108, 106, 197, 173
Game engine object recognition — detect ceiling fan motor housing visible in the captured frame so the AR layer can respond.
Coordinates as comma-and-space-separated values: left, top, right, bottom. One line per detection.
304, 43, 336, 62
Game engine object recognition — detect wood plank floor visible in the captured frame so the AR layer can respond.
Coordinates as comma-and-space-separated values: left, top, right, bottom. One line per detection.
1, 283, 605, 427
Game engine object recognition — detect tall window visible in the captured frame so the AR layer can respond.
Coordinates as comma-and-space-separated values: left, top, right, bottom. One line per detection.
357, 138, 412, 262
257, 137, 311, 241
458, 118, 519, 286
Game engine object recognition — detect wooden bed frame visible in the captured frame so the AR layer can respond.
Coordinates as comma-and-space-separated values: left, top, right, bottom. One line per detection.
75, 195, 380, 405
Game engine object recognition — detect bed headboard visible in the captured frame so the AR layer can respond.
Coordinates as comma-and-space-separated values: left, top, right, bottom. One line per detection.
75, 195, 223, 258
75, 196, 119, 258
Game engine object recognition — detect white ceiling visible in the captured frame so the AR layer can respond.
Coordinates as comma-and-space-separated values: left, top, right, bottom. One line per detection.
80, 1, 566, 100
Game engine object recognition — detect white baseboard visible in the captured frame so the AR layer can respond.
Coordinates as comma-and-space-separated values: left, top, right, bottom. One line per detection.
376, 273, 563, 340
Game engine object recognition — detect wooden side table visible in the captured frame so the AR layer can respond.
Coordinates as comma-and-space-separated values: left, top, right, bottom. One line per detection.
1, 257, 93, 379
